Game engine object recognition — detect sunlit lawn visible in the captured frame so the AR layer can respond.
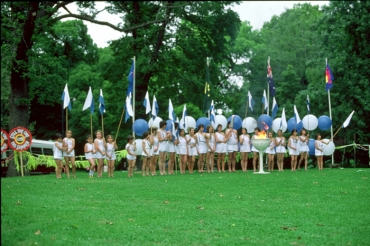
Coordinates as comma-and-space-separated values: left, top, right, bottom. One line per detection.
1, 168, 369, 246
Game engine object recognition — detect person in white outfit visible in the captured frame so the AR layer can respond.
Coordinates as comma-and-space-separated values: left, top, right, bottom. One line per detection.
53, 133, 66, 179
239, 128, 251, 172
315, 133, 332, 170
275, 129, 286, 172
205, 125, 216, 173
63, 130, 76, 178
126, 135, 137, 177
94, 130, 106, 178
186, 127, 197, 174
196, 124, 207, 173
266, 131, 276, 171
288, 129, 300, 171
298, 129, 310, 171
106, 135, 118, 178
177, 128, 188, 174
251, 128, 261, 172
84, 135, 96, 178
215, 124, 228, 172
150, 127, 159, 176
225, 121, 238, 172
142, 131, 152, 176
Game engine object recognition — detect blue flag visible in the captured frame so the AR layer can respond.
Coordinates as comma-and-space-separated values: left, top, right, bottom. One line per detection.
268, 77, 276, 97
306, 95, 310, 113
61, 84, 72, 111
271, 97, 278, 119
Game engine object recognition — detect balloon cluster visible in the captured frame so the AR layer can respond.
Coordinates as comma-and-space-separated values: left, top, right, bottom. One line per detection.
131, 113, 334, 156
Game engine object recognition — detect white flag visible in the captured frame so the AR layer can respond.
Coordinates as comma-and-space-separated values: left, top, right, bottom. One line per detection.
342, 110, 355, 128
143, 91, 151, 114
82, 86, 94, 113
294, 105, 301, 124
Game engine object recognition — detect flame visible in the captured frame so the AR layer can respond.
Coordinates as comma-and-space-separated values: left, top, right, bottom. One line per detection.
256, 130, 267, 139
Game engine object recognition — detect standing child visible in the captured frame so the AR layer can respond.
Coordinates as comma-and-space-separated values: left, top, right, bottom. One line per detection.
177, 129, 188, 174
215, 124, 227, 172
150, 127, 159, 176
142, 131, 152, 176
275, 129, 286, 171
266, 131, 276, 171
195, 124, 207, 173
251, 128, 261, 172
315, 133, 331, 170
288, 129, 299, 171
63, 130, 76, 178
94, 130, 106, 178
54, 133, 66, 179
205, 125, 216, 173
84, 135, 96, 178
126, 135, 137, 177
106, 135, 118, 178
225, 121, 238, 172
239, 128, 251, 172
158, 121, 170, 175
298, 129, 310, 170
186, 127, 197, 174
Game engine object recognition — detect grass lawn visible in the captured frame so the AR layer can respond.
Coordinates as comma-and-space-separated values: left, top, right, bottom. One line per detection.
1, 168, 369, 246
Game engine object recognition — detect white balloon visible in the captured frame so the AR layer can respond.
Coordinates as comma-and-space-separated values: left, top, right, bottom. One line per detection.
302, 114, 318, 131
134, 139, 143, 155
179, 116, 196, 133
242, 117, 258, 133
212, 115, 227, 130
272, 118, 287, 133
148, 117, 163, 129
322, 139, 335, 156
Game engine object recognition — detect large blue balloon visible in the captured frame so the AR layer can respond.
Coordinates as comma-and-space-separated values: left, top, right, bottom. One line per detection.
318, 115, 332, 131
257, 114, 272, 131
287, 117, 303, 133
165, 120, 173, 132
196, 117, 211, 132
227, 115, 242, 130
133, 119, 148, 136
308, 138, 316, 156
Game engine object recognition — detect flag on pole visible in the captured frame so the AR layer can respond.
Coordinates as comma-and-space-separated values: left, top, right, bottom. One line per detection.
267, 58, 276, 97
168, 99, 176, 121
151, 95, 159, 120
306, 95, 310, 113
125, 93, 134, 123
127, 61, 134, 96
248, 91, 255, 112
181, 104, 187, 129
61, 84, 72, 111
342, 110, 355, 128
210, 100, 216, 123
281, 108, 287, 129
325, 64, 334, 92
143, 91, 151, 115
82, 86, 94, 114
293, 105, 301, 124
98, 89, 105, 115
262, 90, 268, 111
203, 58, 211, 114
271, 97, 278, 119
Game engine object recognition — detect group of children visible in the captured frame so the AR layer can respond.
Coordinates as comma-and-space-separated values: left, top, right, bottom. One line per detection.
53, 130, 118, 178
53, 121, 332, 179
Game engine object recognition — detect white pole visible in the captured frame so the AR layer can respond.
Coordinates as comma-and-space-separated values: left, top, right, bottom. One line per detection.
326, 58, 334, 165
132, 56, 136, 137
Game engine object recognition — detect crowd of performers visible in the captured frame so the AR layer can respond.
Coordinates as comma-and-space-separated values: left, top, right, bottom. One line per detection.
52, 120, 332, 179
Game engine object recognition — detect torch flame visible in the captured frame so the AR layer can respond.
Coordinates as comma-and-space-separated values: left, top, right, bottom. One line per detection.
256, 130, 267, 139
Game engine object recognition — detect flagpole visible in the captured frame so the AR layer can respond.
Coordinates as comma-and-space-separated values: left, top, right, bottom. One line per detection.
101, 114, 104, 138
115, 108, 125, 141
245, 101, 248, 118
66, 110, 68, 134
90, 114, 93, 138
132, 56, 136, 138
326, 58, 334, 164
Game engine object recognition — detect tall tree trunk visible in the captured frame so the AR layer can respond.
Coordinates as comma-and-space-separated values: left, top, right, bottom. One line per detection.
7, 2, 39, 177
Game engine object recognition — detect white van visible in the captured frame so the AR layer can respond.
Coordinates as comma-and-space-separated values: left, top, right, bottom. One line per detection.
29, 139, 55, 156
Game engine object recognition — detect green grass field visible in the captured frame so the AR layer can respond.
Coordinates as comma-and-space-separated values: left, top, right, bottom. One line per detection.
1, 168, 369, 246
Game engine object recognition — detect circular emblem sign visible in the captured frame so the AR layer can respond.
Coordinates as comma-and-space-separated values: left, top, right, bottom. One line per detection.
9, 127, 32, 152
1, 129, 9, 153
